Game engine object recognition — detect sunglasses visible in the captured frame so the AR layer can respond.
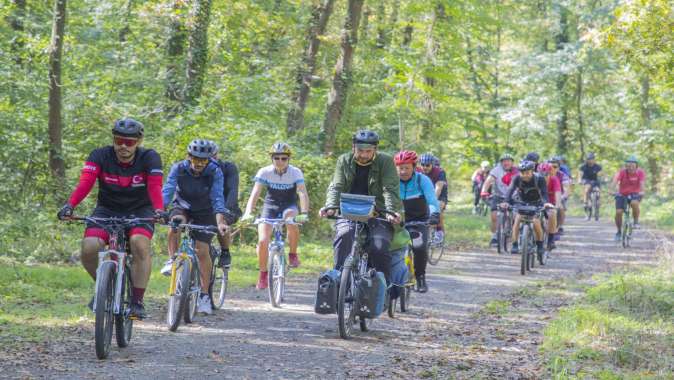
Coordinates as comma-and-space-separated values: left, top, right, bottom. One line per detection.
421, 163, 432, 167
113, 136, 139, 147
551, 165, 559, 169
189, 156, 209, 165
273, 156, 289, 162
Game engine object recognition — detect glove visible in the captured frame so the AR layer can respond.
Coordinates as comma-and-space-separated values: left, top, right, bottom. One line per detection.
428, 212, 440, 226
294, 213, 309, 223
154, 209, 169, 223
480, 191, 490, 199
241, 214, 254, 224
57, 204, 74, 220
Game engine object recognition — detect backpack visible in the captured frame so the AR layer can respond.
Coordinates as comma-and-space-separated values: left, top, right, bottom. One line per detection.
314, 269, 341, 314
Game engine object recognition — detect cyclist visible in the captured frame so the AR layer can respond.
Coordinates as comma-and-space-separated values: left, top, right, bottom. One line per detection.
241, 143, 310, 290
577, 152, 602, 218
550, 156, 571, 234
394, 150, 440, 293
558, 155, 572, 177
320, 130, 402, 284
500, 161, 554, 257
208, 141, 242, 268
480, 153, 518, 246
538, 162, 560, 250
161, 139, 229, 315
612, 155, 645, 240
57, 118, 163, 319
524, 152, 540, 170
471, 161, 490, 214
418, 153, 448, 241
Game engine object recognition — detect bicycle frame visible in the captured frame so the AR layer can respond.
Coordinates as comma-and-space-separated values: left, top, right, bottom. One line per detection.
93, 230, 129, 315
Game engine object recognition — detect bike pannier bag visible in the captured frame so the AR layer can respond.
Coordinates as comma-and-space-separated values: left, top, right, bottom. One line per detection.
388, 247, 408, 300
357, 270, 386, 318
314, 269, 340, 314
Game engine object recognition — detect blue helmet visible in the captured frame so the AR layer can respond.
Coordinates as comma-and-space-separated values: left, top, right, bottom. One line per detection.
419, 153, 435, 165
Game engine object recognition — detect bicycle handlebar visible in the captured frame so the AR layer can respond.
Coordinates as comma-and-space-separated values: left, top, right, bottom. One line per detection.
170, 222, 219, 235
64, 216, 158, 230
253, 217, 302, 225
319, 206, 397, 222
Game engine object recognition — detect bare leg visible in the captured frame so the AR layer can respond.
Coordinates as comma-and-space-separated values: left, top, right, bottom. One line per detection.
129, 235, 152, 289
631, 201, 640, 223
81, 237, 105, 280
511, 214, 521, 243
283, 208, 299, 254
533, 218, 544, 241
257, 224, 272, 271
547, 210, 558, 233
615, 209, 624, 231
195, 240, 212, 293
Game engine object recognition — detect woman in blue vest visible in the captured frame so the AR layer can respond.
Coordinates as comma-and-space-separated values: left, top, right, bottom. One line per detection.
162, 139, 229, 315
394, 150, 440, 293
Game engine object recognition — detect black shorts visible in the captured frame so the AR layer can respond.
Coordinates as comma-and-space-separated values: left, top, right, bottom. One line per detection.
261, 204, 298, 219
490, 196, 505, 211
615, 194, 641, 210
84, 206, 155, 243
169, 207, 217, 243
582, 179, 600, 188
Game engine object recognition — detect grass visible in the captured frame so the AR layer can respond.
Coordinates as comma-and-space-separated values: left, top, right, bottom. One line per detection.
482, 300, 511, 316
541, 255, 674, 379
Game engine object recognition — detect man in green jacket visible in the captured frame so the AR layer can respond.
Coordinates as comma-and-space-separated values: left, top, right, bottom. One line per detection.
319, 130, 402, 282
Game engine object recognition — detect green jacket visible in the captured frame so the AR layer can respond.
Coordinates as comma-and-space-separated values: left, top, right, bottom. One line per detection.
324, 152, 403, 215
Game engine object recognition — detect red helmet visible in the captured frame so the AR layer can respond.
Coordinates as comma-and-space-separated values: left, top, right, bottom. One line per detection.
538, 162, 552, 174
394, 150, 418, 166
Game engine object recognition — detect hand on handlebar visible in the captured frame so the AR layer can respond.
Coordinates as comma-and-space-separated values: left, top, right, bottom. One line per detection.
319, 207, 336, 218
57, 204, 74, 221
544, 203, 555, 209
217, 222, 229, 236
480, 191, 491, 199
386, 212, 402, 225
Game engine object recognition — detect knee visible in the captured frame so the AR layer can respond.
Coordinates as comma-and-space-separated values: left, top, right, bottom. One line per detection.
130, 235, 151, 257
258, 236, 270, 246
81, 238, 103, 256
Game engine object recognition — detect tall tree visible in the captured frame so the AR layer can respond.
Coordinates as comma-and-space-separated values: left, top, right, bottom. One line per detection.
165, 0, 188, 103
47, 0, 67, 185
639, 75, 659, 193
554, 4, 571, 155
287, 0, 336, 135
7, 0, 26, 65
321, 0, 365, 154
183, 0, 213, 106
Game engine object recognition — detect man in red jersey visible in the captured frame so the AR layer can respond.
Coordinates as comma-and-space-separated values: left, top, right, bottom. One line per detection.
612, 155, 646, 240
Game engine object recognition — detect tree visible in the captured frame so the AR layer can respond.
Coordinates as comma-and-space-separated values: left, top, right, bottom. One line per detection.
47, 0, 67, 186
183, 0, 213, 106
321, 0, 365, 154
287, 0, 336, 135
165, 0, 188, 103
7, 0, 26, 65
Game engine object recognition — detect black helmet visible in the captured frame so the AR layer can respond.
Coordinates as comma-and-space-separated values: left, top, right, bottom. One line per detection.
352, 130, 379, 146
419, 153, 434, 165
525, 152, 540, 162
499, 153, 514, 162
269, 142, 292, 156
187, 139, 215, 158
208, 140, 219, 157
550, 155, 562, 164
587, 152, 595, 160
112, 118, 144, 137
518, 160, 536, 171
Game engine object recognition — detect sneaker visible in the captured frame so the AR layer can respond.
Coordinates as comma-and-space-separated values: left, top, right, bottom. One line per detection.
489, 237, 498, 247
614, 232, 621, 242
129, 302, 146, 320
87, 296, 94, 312
256, 271, 269, 290
416, 274, 428, 293
218, 251, 232, 268
197, 294, 213, 315
288, 253, 300, 268
434, 230, 445, 244
558, 227, 565, 235
160, 258, 174, 277
547, 241, 556, 251
633, 222, 641, 230
510, 243, 519, 254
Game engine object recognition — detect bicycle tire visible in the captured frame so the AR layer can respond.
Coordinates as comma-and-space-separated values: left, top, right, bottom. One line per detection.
428, 240, 445, 265
209, 247, 229, 310
359, 317, 369, 332
621, 214, 630, 248
337, 261, 355, 339
520, 226, 528, 276
268, 249, 285, 308
167, 260, 190, 332
94, 261, 115, 359
388, 293, 396, 318
184, 256, 199, 323
114, 269, 133, 348
593, 193, 600, 221
400, 285, 410, 312
496, 213, 504, 254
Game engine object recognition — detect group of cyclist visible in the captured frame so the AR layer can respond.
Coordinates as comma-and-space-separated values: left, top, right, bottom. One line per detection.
57, 119, 454, 320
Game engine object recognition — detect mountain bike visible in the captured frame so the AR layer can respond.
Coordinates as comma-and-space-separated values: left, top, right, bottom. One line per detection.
511, 205, 549, 275
585, 181, 601, 221
427, 224, 445, 265
64, 216, 156, 359
496, 201, 513, 254
209, 244, 229, 310
617, 194, 636, 248
254, 217, 303, 307
397, 221, 427, 313
166, 222, 218, 332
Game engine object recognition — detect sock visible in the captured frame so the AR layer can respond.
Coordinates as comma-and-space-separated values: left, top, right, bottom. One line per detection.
536, 241, 544, 249
221, 248, 230, 255
132, 287, 145, 304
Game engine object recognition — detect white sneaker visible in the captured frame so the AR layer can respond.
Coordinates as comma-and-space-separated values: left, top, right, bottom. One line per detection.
160, 259, 174, 277
434, 230, 445, 244
197, 294, 212, 315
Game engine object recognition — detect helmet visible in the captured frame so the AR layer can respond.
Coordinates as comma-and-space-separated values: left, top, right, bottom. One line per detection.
394, 150, 418, 166
208, 140, 219, 157
625, 155, 638, 164
499, 153, 514, 162
112, 118, 144, 137
518, 160, 536, 172
587, 152, 595, 160
481, 160, 490, 169
538, 162, 552, 174
352, 130, 379, 145
525, 152, 540, 162
419, 153, 434, 165
269, 142, 292, 156
187, 139, 215, 158
549, 155, 562, 164
433, 156, 441, 166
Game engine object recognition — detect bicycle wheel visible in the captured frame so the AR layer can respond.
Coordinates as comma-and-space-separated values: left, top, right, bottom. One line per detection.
210, 266, 228, 311
388, 292, 396, 318
115, 268, 133, 348
337, 262, 356, 339
520, 227, 528, 276
428, 238, 445, 265
184, 256, 199, 323
359, 317, 369, 332
400, 285, 410, 312
593, 193, 600, 221
621, 216, 630, 248
268, 249, 285, 308
167, 259, 190, 332
496, 213, 504, 254
94, 261, 115, 359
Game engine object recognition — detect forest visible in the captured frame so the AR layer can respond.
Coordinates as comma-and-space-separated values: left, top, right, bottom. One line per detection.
0, 0, 672, 258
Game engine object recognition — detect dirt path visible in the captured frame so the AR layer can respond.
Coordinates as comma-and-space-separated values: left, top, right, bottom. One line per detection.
4, 217, 661, 379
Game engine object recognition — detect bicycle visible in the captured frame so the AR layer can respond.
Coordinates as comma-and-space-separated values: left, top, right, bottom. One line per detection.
510, 204, 549, 275
64, 215, 156, 359
208, 244, 229, 310
585, 181, 601, 221
617, 194, 636, 248
253, 217, 302, 308
323, 194, 391, 339
396, 220, 428, 313
166, 222, 219, 332
427, 223, 445, 266
496, 200, 514, 254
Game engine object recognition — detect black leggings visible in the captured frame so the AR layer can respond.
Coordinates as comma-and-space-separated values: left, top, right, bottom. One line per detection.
472, 182, 482, 206
333, 218, 394, 283
406, 224, 430, 277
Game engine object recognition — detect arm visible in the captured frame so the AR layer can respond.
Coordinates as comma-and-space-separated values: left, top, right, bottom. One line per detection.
162, 164, 179, 209
67, 161, 100, 208
296, 182, 310, 213
381, 156, 403, 214
638, 170, 646, 194
243, 182, 264, 216
209, 167, 226, 214
539, 176, 549, 204
611, 171, 621, 193
481, 175, 495, 194
145, 151, 164, 211
421, 175, 440, 214
503, 177, 518, 204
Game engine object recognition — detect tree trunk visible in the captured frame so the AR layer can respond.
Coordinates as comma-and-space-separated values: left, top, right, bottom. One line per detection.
575, 69, 586, 161
183, 0, 213, 106
375, 0, 387, 48
554, 5, 570, 155
7, 0, 26, 65
321, 0, 365, 154
165, 0, 188, 102
402, 22, 413, 47
639, 75, 659, 193
421, 7, 439, 139
118, 0, 134, 42
287, 0, 336, 135
48, 0, 67, 185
